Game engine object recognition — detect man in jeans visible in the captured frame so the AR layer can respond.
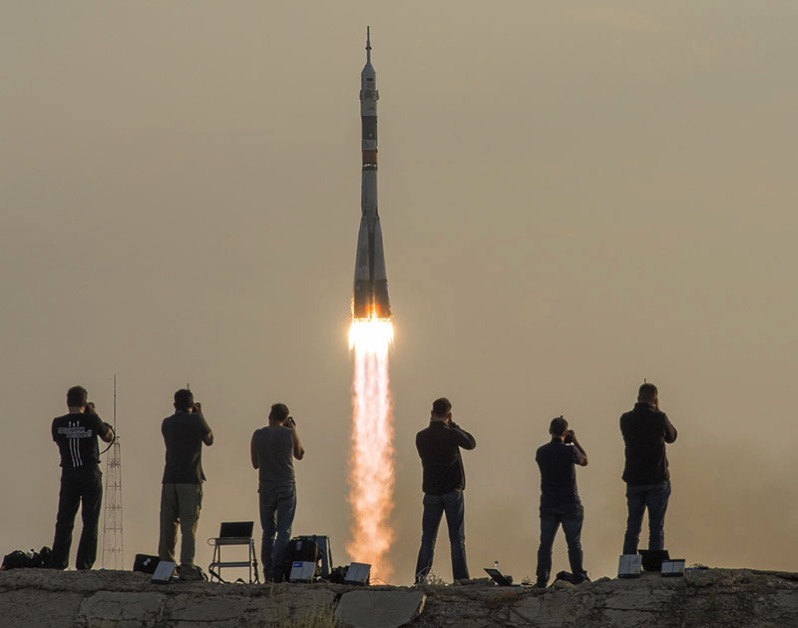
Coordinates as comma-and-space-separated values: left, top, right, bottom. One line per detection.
50, 386, 114, 569
620, 382, 678, 555
535, 416, 589, 587
159, 389, 214, 581
414, 397, 476, 583
251, 403, 304, 581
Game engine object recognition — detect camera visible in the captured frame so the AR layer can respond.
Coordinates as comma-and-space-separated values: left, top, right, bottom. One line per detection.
564, 430, 574, 444
285, 416, 296, 428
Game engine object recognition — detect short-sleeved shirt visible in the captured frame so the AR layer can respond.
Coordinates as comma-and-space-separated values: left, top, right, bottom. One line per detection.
535, 439, 585, 509
161, 411, 212, 484
251, 425, 296, 491
52, 412, 108, 468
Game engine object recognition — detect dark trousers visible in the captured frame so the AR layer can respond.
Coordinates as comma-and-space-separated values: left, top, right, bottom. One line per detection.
259, 483, 297, 579
536, 504, 586, 584
623, 480, 671, 555
51, 466, 103, 570
414, 490, 469, 582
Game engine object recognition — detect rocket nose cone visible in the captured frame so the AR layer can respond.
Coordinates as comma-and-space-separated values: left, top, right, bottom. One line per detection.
361, 62, 376, 80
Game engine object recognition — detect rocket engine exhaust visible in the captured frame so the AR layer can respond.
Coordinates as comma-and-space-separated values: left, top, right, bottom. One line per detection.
348, 321, 394, 582
347, 28, 395, 582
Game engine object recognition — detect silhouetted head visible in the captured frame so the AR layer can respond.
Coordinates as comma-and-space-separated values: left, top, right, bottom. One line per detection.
549, 416, 569, 437
174, 388, 194, 412
269, 403, 290, 425
638, 383, 658, 404
431, 397, 452, 421
66, 386, 88, 409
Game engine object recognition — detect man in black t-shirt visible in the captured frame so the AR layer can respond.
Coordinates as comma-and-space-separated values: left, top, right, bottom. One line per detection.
50, 385, 114, 570
414, 397, 476, 583
158, 389, 213, 580
534, 416, 589, 587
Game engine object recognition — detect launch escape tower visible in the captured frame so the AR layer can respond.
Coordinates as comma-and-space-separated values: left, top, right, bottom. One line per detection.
102, 376, 124, 569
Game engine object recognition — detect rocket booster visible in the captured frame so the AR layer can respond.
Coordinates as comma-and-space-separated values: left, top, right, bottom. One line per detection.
352, 28, 391, 320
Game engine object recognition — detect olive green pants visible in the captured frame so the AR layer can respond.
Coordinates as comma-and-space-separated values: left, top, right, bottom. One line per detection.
159, 483, 203, 567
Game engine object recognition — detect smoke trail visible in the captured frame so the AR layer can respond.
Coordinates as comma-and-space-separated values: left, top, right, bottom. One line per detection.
347, 319, 395, 582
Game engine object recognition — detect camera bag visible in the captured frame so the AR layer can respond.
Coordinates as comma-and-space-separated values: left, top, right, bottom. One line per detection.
281, 537, 321, 582
133, 554, 160, 574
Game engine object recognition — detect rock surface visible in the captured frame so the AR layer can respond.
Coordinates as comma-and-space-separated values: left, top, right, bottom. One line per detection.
335, 590, 425, 628
0, 568, 796, 627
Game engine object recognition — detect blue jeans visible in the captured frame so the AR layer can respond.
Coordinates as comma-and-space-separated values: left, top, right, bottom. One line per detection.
259, 483, 297, 579
623, 480, 671, 555
414, 490, 469, 582
536, 504, 586, 584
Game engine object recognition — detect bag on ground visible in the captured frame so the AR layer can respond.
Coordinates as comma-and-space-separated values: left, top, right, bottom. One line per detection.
1, 546, 52, 570
281, 537, 321, 581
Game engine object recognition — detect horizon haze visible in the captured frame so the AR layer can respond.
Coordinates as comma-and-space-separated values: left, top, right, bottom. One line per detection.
2, 2, 797, 583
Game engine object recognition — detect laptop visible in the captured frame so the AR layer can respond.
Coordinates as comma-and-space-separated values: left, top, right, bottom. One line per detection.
344, 562, 371, 585
151, 560, 176, 584
484, 568, 516, 586
618, 554, 643, 578
218, 521, 254, 538
289, 561, 318, 583
661, 559, 686, 577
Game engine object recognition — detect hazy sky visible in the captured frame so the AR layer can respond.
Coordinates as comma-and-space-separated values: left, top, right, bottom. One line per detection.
3, 2, 797, 584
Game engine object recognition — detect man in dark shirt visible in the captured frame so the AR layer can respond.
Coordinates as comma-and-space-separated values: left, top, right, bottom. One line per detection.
414, 397, 476, 583
620, 382, 678, 555
50, 386, 114, 570
159, 388, 213, 580
534, 416, 589, 587
250, 402, 305, 581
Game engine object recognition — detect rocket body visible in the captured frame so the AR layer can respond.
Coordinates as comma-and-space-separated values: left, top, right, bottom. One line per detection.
353, 30, 391, 320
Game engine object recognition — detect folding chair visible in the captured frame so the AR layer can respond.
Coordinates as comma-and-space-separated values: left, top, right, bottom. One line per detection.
208, 521, 258, 583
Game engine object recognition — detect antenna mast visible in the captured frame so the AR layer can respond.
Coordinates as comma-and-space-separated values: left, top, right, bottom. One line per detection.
102, 374, 124, 569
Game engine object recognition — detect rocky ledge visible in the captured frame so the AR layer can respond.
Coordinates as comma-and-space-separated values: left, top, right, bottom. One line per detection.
0, 568, 797, 627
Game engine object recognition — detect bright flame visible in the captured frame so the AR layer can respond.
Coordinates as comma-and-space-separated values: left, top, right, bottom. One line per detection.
347, 317, 395, 582
348, 318, 394, 352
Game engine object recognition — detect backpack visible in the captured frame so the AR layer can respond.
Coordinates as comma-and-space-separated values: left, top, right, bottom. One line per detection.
327, 565, 348, 584
1, 546, 51, 570
133, 553, 160, 574
281, 537, 321, 582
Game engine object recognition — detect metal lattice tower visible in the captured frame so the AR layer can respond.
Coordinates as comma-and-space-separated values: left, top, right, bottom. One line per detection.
102, 376, 124, 569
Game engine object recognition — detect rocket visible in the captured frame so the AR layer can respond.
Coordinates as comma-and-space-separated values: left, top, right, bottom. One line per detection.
352, 28, 391, 320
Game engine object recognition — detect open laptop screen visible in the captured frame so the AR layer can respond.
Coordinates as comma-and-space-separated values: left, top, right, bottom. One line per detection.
219, 521, 254, 538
